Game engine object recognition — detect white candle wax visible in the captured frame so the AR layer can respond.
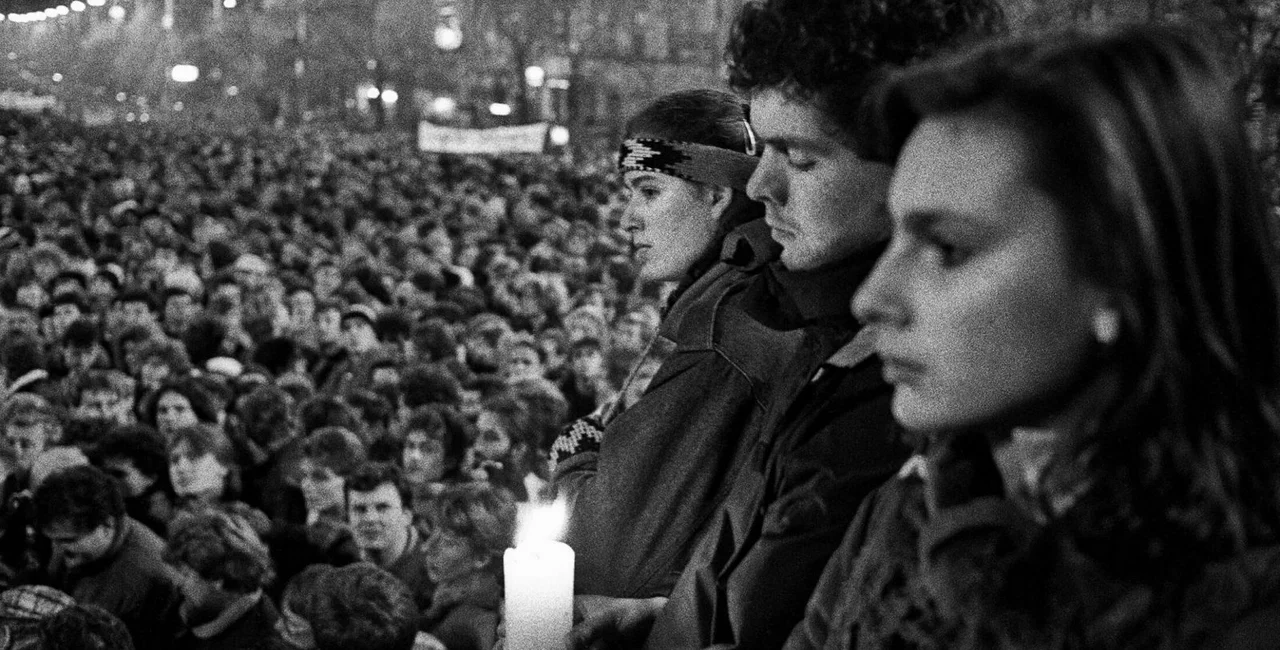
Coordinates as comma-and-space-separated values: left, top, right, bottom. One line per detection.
504, 539, 574, 650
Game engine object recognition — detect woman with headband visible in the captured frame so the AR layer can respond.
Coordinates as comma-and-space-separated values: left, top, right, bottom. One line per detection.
785, 24, 1280, 649
551, 89, 804, 600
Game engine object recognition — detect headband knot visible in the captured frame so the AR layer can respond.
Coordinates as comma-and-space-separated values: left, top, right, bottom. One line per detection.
618, 138, 759, 191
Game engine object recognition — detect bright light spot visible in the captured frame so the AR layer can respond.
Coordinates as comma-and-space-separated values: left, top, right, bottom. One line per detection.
87, 0, 105, 6
6, 52, 15, 60
115, 92, 126, 102
366, 59, 377, 71
546, 79, 570, 90
344, 98, 356, 109
381, 89, 398, 104
108, 5, 125, 20
70, 1, 85, 11
173, 101, 184, 111
434, 25, 461, 51
170, 64, 199, 83
431, 96, 456, 114
515, 499, 568, 547
44, 8, 58, 17
222, 0, 236, 7
489, 102, 511, 117
34, 12, 48, 20
226, 85, 239, 97
549, 125, 570, 147
125, 112, 135, 122
56, 5, 69, 15
0, 14, 5, 21
51, 73, 63, 82
524, 66, 545, 88
139, 113, 150, 123
365, 87, 380, 100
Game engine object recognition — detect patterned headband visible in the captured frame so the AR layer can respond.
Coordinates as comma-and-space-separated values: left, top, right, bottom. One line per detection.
618, 137, 760, 191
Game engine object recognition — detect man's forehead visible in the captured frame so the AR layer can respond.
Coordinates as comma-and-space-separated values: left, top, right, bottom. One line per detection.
350, 483, 402, 504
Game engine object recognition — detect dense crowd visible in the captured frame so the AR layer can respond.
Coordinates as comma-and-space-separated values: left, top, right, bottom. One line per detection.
0, 107, 663, 649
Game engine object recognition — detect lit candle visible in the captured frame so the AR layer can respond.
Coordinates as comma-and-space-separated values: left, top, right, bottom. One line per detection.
504, 500, 574, 650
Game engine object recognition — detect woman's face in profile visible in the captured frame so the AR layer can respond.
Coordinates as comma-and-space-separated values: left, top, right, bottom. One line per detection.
620, 170, 722, 282
854, 109, 1107, 433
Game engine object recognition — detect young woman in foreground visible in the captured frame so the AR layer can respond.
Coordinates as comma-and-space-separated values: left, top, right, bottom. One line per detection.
788, 24, 1280, 649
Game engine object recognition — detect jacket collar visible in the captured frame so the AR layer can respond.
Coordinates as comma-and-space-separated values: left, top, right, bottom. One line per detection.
741, 242, 886, 331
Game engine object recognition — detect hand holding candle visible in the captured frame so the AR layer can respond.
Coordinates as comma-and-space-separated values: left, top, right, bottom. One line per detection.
505, 499, 574, 650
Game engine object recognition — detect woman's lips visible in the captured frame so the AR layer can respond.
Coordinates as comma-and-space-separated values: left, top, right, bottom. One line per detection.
877, 353, 926, 384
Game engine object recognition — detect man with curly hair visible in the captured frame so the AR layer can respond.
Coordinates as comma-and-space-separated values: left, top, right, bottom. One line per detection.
567, 1, 1004, 648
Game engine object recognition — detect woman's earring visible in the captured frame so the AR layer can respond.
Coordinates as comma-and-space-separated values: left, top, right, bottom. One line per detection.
1092, 308, 1120, 346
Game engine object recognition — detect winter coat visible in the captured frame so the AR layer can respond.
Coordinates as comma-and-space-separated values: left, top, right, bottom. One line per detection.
554, 220, 804, 599
642, 247, 908, 650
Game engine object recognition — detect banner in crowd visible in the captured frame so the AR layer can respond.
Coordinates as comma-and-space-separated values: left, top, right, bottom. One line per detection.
418, 121, 550, 155
0, 91, 59, 114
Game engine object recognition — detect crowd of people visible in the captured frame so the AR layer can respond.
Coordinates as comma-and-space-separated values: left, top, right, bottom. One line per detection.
0, 87, 669, 649
4, 0, 1280, 647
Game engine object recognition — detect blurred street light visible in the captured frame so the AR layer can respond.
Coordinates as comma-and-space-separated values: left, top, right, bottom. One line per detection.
381, 89, 399, 104
52, 73, 63, 82
70, 1, 85, 11
56, 5, 69, 15
108, 5, 125, 20
87, 0, 105, 6
489, 102, 511, 117
525, 66, 545, 88
223, 0, 237, 7
171, 64, 199, 83
432, 96, 456, 115
549, 125, 570, 147
434, 25, 461, 51
365, 87, 380, 100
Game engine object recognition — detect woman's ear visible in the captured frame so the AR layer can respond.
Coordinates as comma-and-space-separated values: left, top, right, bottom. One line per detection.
704, 184, 734, 223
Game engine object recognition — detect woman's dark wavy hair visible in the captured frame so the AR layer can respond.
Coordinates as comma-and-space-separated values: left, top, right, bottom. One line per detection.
725, 0, 1006, 146
623, 89, 764, 308
874, 21, 1280, 613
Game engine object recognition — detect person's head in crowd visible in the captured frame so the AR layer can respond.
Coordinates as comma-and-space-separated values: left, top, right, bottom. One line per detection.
344, 388, 395, 437
313, 261, 343, 300
853, 24, 1280, 614
726, 0, 1004, 273
568, 337, 607, 382
167, 424, 238, 503
14, 277, 48, 312
3, 394, 63, 472
161, 287, 198, 337
236, 384, 298, 456
48, 291, 88, 342
182, 312, 230, 368
276, 562, 419, 650
500, 332, 546, 385
395, 406, 467, 486
314, 298, 343, 347
114, 287, 157, 330
164, 508, 274, 626
367, 354, 402, 392
60, 318, 107, 375
297, 426, 368, 519
50, 269, 88, 297
33, 465, 126, 571
38, 603, 135, 650
468, 393, 530, 470
144, 377, 219, 440
287, 285, 317, 326
233, 254, 270, 292
207, 274, 243, 315
277, 371, 316, 406
619, 89, 763, 287
462, 313, 510, 374
537, 327, 569, 377
340, 304, 380, 354
111, 323, 153, 377
134, 338, 192, 391
297, 394, 364, 437
90, 264, 124, 308
509, 377, 570, 451
30, 446, 91, 489
611, 310, 652, 355
344, 462, 415, 563
2, 304, 40, 341
410, 318, 459, 363
563, 306, 609, 346
74, 370, 134, 425
423, 482, 516, 585
0, 585, 78, 648
93, 424, 169, 499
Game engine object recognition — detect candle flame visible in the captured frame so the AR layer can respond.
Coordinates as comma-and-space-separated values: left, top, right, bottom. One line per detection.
514, 498, 568, 547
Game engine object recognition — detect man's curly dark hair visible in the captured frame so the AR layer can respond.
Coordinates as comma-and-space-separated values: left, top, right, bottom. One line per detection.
726, 0, 1006, 141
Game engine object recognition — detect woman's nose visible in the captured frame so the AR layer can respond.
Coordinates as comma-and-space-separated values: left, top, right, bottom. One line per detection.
853, 250, 908, 328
